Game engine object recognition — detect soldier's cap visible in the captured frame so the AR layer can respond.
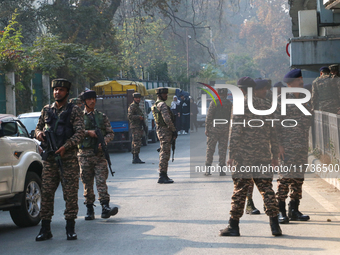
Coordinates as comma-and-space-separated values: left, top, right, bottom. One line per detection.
273, 81, 286, 88
329, 64, 339, 71
69, 98, 82, 104
283, 69, 302, 83
156, 87, 168, 94
51, 78, 71, 90
133, 92, 142, 98
82, 90, 96, 100
217, 88, 228, 94
304, 83, 312, 90
254, 79, 269, 90
237, 77, 256, 88
319, 66, 330, 73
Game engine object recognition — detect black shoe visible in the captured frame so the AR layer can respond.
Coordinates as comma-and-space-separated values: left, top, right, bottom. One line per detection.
220, 218, 240, 236
158, 172, 174, 184
101, 202, 119, 219
36, 220, 53, 241
278, 201, 289, 224
270, 216, 283, 236
245, 199, 260, 214
132, 154, 145, 164
66, 219, 77, 240
85, 204, 95, 220
204, 164, 212, 176
288, 199, 310, 221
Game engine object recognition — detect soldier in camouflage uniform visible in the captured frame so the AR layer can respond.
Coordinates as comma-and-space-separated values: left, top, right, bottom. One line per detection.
69, 97, 83, 109
329, 64, 339, 78
311, 66, 340, 114
204, 88, 232, 176
152, 87, 177, 184
35, 79, 85, 241
128, 93, 145, 164
220, 77, 282, 237
78, 90, 118, 221
276, 69, 312, 224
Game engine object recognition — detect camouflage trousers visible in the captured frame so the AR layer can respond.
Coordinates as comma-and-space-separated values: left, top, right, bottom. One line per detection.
157, 127, 172, 173
205, 132, 228, 166
131, 128, 144, 154
246, 180, 255, 199
276, 178, 304, 201
40, 155, 80, 221
230, 161, 278, 220
78, 149, 110, 204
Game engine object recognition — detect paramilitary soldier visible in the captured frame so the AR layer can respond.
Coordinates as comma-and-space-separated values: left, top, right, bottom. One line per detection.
128, 92, 146, 164
152, 87, 177, 184
35, 78, 85, 241
311, 66, 340, 114
69, 97, 83, 109
276, 69, 312, 224
220, 77, 282, 237
204, 88, 232, 176
78, 90, 118, 220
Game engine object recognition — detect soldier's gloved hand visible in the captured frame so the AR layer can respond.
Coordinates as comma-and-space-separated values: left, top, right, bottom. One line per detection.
172, 131, 178, 139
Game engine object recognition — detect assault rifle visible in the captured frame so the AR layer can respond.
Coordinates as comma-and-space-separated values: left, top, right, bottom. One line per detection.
90, 113, 115, 177
41, 129, 66, 184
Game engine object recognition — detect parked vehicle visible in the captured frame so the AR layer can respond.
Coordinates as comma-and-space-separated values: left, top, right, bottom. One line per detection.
17, 112, 41, 138
0, 114, 43, 227
93, 80, 149, 151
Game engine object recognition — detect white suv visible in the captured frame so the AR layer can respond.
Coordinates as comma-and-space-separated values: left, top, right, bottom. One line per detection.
0, 114, 43, 227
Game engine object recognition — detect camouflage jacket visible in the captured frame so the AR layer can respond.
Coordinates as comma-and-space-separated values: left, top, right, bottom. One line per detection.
154, 101, 176, 132
276, 92, 312, 154
311, 74, 339, 113
205, 98, 232, 134
35, 102, 85, 154
229, 95, 279, 164
128, 101, 144, 129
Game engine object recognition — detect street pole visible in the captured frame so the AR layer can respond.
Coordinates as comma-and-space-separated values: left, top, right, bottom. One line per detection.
186, 29, 189, 79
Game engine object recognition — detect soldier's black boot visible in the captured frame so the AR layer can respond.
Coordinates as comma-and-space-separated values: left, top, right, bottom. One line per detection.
85, 204, 95, 220
288, 199, 310, 221
219, 218, 240, 236
278, 200, 289, 224
158, 172, 174, 184
101, 201, 119, 219
136, 154, 145, 164
36, 220, 53, 241
245, 198, 260, 214
204, 164, 212, 176
66, 219, 77, 240
132, 154, 145, 164
219, 164, 226, 176
270, 216, 283, 236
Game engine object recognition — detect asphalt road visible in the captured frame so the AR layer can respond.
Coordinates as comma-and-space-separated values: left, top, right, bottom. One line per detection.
1, 127, 340, 254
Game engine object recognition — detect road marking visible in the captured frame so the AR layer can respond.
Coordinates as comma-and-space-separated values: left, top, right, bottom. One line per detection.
303, 181, 340, 221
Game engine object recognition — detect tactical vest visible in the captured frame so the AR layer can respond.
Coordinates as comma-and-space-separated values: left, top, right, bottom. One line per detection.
318, 78, 338, 102
152, 100, 175, 127
78, 111, 106, 149
213, 99, 231, 120
44, 103, 75, 148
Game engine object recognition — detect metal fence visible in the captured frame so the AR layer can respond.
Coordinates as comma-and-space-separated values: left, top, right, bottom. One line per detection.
311, 110, 340, 163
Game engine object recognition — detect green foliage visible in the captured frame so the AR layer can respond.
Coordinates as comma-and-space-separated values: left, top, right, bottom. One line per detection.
225, 54, 260, 79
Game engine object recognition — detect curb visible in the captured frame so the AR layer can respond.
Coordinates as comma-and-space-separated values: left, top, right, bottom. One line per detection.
308, 153, 340, 190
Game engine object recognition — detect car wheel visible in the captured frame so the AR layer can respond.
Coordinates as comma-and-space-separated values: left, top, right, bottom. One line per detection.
10, 172, 42, 227
151, 130, 157, 143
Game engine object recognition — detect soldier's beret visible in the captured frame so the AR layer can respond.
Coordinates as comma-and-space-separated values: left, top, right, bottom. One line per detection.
51, 78, 71, 90
69, 98, 82, 104
254, 79, 269, 90
319, 66, 330, 73
283, 69, 302, 83
82, 90, 96, 100
217, 88, 228, 94
156, 87, 168, 94
133, 92, 141, 98
273, 81, 286, 88
329, 64, 339, 71
237, 77, 256, 88
303, 83, 312, 90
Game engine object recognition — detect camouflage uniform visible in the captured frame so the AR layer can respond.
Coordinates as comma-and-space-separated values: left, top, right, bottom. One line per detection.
35, 103, 84, 221
128, 101, 144, 154
311, 74, 340, 114
229, 95, 279, 220
276, 92, 312, 201
153, 100, 176, 173
205, 98, 232, 167
78, 109, 114, 205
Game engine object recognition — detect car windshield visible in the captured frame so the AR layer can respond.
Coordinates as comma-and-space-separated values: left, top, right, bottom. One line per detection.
19, 117, 39, 133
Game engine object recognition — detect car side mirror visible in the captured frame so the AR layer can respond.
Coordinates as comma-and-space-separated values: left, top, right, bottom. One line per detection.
0, 121, 18, 137
30, 130, 35, 139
